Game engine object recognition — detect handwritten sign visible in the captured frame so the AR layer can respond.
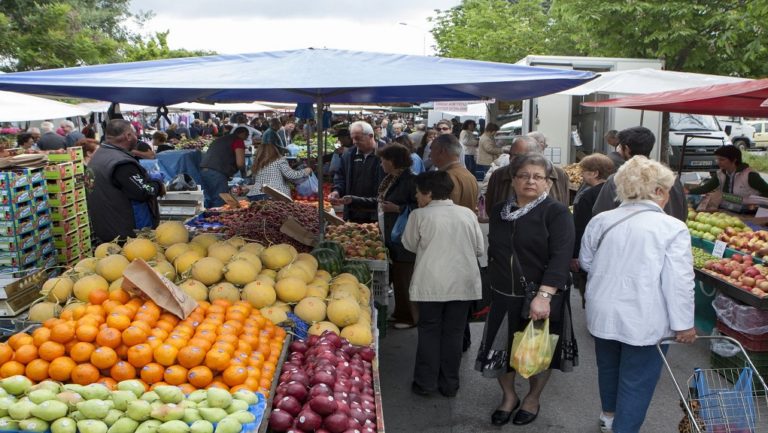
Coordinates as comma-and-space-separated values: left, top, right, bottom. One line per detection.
712, 240, 727, 259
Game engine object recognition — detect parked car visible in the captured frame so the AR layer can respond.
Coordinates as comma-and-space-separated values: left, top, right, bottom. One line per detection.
668, 113, 731, 172
718, 116, 759, 150
744, 120, 768, 149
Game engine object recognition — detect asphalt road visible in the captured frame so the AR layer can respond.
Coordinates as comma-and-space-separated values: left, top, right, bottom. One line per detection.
378, 290, 712, 433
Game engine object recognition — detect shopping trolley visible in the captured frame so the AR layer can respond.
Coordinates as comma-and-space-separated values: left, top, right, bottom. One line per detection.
658, 335, 768, 433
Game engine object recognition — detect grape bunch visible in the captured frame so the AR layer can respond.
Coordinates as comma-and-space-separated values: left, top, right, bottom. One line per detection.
692, 247, 716, 269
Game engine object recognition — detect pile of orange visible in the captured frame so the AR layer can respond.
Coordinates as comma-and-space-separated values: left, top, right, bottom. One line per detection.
0, 288, 285, 395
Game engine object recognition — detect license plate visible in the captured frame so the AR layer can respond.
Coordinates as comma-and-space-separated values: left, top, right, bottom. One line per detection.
690, 160, 713, 167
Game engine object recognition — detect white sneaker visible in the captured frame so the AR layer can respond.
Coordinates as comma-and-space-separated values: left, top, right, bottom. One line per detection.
599, 413, 614, 433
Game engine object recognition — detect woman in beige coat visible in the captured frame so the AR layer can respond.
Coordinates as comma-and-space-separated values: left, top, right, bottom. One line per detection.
477, 123, 503, 179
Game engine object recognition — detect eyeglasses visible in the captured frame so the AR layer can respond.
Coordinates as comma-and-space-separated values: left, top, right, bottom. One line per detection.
514, 173, 547, 182
438, 127, 451, 131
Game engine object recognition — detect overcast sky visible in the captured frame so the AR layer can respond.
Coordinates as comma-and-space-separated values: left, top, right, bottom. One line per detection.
128, 0, 461, 56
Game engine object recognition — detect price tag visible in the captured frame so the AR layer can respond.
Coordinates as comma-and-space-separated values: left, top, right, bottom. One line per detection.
712, 240, 727, 258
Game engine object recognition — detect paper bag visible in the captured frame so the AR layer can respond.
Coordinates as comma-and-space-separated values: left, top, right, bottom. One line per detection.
280, 216, 317, 247
121, 259, 198, 319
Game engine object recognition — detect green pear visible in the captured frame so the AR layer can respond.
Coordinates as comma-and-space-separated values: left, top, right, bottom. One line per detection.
104, 409, 124, 426
182, 408, 201, 424
56, 391, 83, 411
8, 400, 35, 420
0, 417, 18, 430
187, 391, 207, 404
107, 418, 139, 433
0, 396, 15, 417
30, 381, 61, 394
19, 417, 49, 432
51, 417, 77, 433
158, 420, 190, 433
126, 400, 152, 422
77, 399, 113, 419
69, 411, 84, 421
198, 408, 227, 423
189, 420, 213, 433
80, 384, 112, 400
77, 419, 108, 433
30, 400, 68, 421
151, 404, 185, 422
117, 381, 147, 398
179, 401, 197, 410
231, 390, 257, 405
213, 417, 241, 433
134, 420, 162, 433
204, 388, 231, 409
225, 411, 255, 424
224, 400, 248, 414
154, 387, 183, 404
111, 391, 138, 411
140, 392, 159, 403
1, 376, 32, 396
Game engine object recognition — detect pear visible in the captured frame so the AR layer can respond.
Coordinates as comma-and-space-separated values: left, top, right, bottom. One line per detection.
30, 381, 61, 394
1, 376, 32, 396
213, 417, 241, 433
154, 387, 183, 404
134, 420, 161, 433
31, 400, 68, 421
111, 391, 138, 411
205, 388, 231, 409
51, 417, 77, 433
126, 400, 152, 422
28, 389, 57, 404
77, 399, 113, 419
187, 391, 207, 404
107, 418, 139, 433
0, 396, 15, 417
80, 384, 112, 400
231, 390, 257, 405
182, 409, 201, 424
69, 411, 84, 421
224, 400, 248, 414
104, 409, 124, 426
158, 420, 190, 433
8, 400, 35, 420
179, 401, 197, 410
225, 411, 256, 424
77, 420, 108, 433
189, 420, 213, 433
0, 417, 18, 430
19, 417, 49, 432
62, 384, 84, 393
56, 391, 83, 411
117, 381, 146, 398
150, 404, 185, 422
198, 408, 227, 423
140, 392, 159, 403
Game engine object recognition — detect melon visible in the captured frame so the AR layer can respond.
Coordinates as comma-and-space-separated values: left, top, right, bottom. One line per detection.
330, 281, 360, 302
123, 238, 158, 262
356, 312, 372, 325
174, 250, 204, 274
74, 257, 99, 273
187, 242, 208, 257
208, 241, 237, 263
333, 273, 360, 285
164, 243, 191, 263
314, 270, 332, 282
208, 282, 240, 303
254, 274, 275, 286
42, 277, 74, 304
178, 279, 208, 301
340, 323, 373, 346
358, 284, 372, 304
260, 306, 287, 325
277, 264, 313, 283
242, 281, 277, 308
191, 233, 219, 248
272, 301, 292, 313
240, 243, 265, 255
191, 257, 225, 285
326, 298, 361, 327
223, 260, 259, 286
259, 269, 277, 279
94, 243, 121, 259
227, 236, 246, 248
95, 254, 130, 283
109, 278, 123, 292
306, 284, 329, 299
73, 274, 109, 302
275, 277, 307, 303
260, 244, 294, 270
293, 297, 327, 323
61, 301, 86, 314
231, 252, 262, 271
153, 261, 177, 280
28, 301, 62, 322
296, 253, 319, 269
155, 221, 189, 247
308, 321, 340, 336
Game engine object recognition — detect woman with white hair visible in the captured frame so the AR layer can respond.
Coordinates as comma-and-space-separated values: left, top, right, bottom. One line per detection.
579, 156, 695, 433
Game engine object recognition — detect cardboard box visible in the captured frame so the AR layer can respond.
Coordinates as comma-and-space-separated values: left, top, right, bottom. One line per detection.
76, 211, 89, 227
47, 192, 75, 207
47, 147, 83, 163
51, 216, 77, 235
44, 162, 75, 180
74, 162, 85, 176
45, 177, 75, 194
50, 203, 76, 221
0, 202, 32, 221
56, 245, 81, 263
0, 247, 39, 268
39, 240, 55, 256
75, 198, 87, 214
0, 216, 36, 236
42, 254, 57, 269
0, 172, 29, 190
78, 223, 91, 240
36, 212, 51, 228
0, 187, 32, 206
30, 183, 46, 198
37, 224, 52, 242
33, 197, 48, 214
0, 232, 37, 252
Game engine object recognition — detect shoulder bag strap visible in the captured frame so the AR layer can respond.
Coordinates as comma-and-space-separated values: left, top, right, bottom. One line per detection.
595, 209, 658, 252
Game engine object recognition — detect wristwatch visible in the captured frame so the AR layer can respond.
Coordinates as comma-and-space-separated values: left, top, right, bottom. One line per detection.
537, 291, 553, 299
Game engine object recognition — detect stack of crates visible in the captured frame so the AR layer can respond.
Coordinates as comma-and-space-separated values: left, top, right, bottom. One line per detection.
47, 147, 91, 265
0, 168, 54, 271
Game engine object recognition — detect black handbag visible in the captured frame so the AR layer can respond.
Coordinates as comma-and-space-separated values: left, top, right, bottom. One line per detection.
510, 226, 564, 320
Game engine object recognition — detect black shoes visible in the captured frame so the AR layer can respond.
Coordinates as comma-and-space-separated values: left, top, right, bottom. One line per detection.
512, 408, 540, 425
491, 400, 520, 426
411, 381, 432, 396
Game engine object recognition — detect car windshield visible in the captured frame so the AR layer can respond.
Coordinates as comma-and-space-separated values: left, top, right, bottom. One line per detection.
670, 113, 719, 131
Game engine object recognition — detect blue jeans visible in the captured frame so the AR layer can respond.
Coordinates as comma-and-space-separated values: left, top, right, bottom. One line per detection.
594, 337, 668, 433
464, 155, 476, 177
475, 164, 490, 181
200, 168, 229, 209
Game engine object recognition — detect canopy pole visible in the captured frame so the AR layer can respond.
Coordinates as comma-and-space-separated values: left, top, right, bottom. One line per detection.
316, 97, 326, 240
640, 109, 645, 126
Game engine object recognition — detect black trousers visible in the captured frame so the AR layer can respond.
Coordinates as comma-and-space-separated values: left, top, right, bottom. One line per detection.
413, 300, 472, 394
390, 261, 415, 324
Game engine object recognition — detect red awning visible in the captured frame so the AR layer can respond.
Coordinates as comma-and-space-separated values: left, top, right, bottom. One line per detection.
582, 78, 768, 116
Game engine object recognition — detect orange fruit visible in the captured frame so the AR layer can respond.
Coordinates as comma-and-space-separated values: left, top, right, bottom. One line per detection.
204, 348, 231, 372
145, 335, 163, 350
178, 383, 196, 394
0, 344, 14, 365
155, 321, 174, 334
207, 381, 229, 391
165, 334, 188, 350
110, 361, 136, 381
130, 321, 153, 335
8, 333, 33, 350
222, 365, 248, 387
69, 342, 95, 363
89, 289, 109, 305
71, 363, 100, 385
96, 327, 122, 348
60, 310, 74, 321
122, 326, 147, 347
48, 357, 76, 381
140, 362, 164, 383
153, 344, 178, 367
187, 365, 213, 388
97, 377, 117, 390
25, 359, 50, 381
50, 322, 75, 344
127, 344, 153, 368
151, 329, 169, 341
14, 344, 38, 364
0, 361, 25, 377
38, 341, 66, 361
32, 327, 51, 347
107, 313, 131, 331
188, 338, 212, 351
91, 346, 118, 369
164, 365, 188, 385
159, 313, 179, 326
177, 346, 206, 369
109, 288, 131, 304
74, 324, 97, 342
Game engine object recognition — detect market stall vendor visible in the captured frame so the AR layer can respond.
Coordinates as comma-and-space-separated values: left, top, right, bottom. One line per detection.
688, 146, 768, 199
199, 126, 248, 208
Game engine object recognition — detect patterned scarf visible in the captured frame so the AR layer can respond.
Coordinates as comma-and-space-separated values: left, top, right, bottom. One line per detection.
500, 191, 548, 221
377, 171, 401, 201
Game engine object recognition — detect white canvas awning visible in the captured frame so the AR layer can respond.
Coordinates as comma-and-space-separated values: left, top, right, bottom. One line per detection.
0, 91, 90, 121
559, 68, 751, 96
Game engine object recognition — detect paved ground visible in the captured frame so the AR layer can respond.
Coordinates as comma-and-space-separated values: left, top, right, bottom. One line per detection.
378, 290, 711, 433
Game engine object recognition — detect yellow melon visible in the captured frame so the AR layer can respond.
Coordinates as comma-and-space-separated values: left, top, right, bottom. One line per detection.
277, 264, 313, 284
242, 281, 277, 308
208, 241, 237, 263
191, 233, 219, 248
223, 259, 259, 286
74, 257, 99, 273
306, 284, 329, 299
42, 277, 74, 304
178, 279, 208, 301
187, 242, 208, 257
109, 277, 123, 292
260, 244, 295, 270
272, 301, 292, 313
260, 306, 288, 325
330, 282, 360, 303
326, 298, 361, 327
28, 301, 62, 322
191, 257, 225, 285
208, 282, 240, 303
174, 250, 204, 274
164, 243, 191, 263
152, 260, 177, 281
314, 270, 332, 283
95, 254, 130, 283
227, 236, 246, 248
260, 269, 277, 279
240, 242, 265, 255
73, 274, 109, 302
340, 323, 373, 346
333, 273, 360, 285
94, 243, 121, 259
275, 277, 307, 303
123, 238, 158, 262
254, 274, 275, 286
308, 321, 340, 336
294, 297, 327, 323
358, 284, 371, 304
155, 221, 189, 247
232, 251, 262, 269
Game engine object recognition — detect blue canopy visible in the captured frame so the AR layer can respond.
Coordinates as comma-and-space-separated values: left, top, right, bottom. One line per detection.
0, 48, 595, 105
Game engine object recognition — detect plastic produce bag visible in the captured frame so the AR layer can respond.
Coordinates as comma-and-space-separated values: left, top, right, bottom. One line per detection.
296, 173, 318, 197
510, 319, 559, 379
712, 293, 768, 335
390, 206, 411, 245
167, 173, 197, 191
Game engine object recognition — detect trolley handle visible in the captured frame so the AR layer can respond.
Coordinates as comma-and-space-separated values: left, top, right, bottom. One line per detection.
657, 334, 744, 348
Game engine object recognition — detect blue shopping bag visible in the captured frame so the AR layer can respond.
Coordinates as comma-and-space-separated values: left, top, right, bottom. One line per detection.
296, 173, 318, 197
390, 205, 411, 245
695, 367, 756, 432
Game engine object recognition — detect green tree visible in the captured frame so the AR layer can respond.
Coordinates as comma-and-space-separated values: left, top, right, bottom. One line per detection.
122, 31, 214, 62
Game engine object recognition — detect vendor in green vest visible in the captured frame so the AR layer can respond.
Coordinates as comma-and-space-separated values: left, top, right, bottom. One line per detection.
688, 146, 768, 199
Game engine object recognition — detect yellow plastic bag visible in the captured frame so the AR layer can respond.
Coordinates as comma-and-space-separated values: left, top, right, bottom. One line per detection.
510, 319, 560, 379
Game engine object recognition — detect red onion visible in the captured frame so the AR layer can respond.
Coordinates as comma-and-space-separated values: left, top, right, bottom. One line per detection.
296, 408, 323, 431
285, 381, 309, 402
323, 412, 350, 433
269, 408, 294, 432
309, 383, 332, 398
309, 395, 338, 416
276, 396, 302, 417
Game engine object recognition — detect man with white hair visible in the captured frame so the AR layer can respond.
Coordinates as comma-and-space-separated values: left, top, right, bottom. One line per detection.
27, 127, 41, 144
527, 131, 570, 207
37, 121, 66, 150
328, 121, 385, 222
62, 120, 85, 147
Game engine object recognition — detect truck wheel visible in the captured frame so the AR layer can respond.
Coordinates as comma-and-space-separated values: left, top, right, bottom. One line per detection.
735, 139, 749, 151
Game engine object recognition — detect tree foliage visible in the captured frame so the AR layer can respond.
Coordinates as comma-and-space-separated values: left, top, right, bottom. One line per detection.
431, 0, 768, 78
0, 0, 212, 72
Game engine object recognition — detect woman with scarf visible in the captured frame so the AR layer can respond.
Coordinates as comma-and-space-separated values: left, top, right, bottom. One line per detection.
369, 144, 419, 328
475, 153, 577, 427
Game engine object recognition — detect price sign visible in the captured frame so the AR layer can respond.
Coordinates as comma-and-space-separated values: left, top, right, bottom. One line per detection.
712, 240, 727, 258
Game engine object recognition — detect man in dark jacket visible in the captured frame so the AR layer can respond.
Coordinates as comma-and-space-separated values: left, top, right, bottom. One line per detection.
87, 119, 164, 243
199, 126, 248, 208
328, 121, 385, 222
